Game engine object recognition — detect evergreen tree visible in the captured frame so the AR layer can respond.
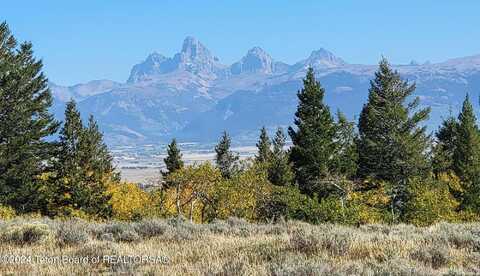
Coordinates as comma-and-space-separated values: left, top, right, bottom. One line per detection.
57, 100, 84, 177
0, 22, 59, 212
163, 139, 184, 177
450, 95, 480, 212
48, 100, 84, 216
453, 95, 480, 183
268, 127, 294, 186
357, 58, 431, 219
288, 68, 336, 197
432, 116, 458, 175
75, 115, 116, 217
215, 131, 239, 178
332, 111, 358, 179
255, 127, 272, 163
52, 102, 115, 218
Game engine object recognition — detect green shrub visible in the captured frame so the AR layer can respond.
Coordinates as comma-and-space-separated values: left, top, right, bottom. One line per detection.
99, 232, 115, 241
74, 240, 119, 260
93, 222, 140, 242
319, 230, 353, 256
258, 186, 323, 224
207, 218, 263, 237
262, 224, 287, 236
288, 229, 320, 255
117, 230, 140, 242
316, 196, 352, 224
0, 223, 52, 245
56, 221, 89, 246
226, 217, 248, 227
208, 219, 230, 235
133, 219, 171, 238
411, 245, 450, 269
170, 221, 209, 241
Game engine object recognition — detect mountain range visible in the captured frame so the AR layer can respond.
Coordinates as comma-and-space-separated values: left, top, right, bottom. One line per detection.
50, 37, 480, 145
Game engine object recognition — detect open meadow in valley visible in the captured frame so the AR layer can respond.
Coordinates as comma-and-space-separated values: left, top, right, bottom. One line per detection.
0, 217, 480, 275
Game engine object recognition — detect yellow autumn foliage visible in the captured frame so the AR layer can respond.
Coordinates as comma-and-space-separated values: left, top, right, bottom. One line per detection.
162, 162, 222, 223
406, 177, 461, 226
0, 205, 16, 220
212, 163, 272, 221
108, 182, 151, 221
348, 180, 391, 224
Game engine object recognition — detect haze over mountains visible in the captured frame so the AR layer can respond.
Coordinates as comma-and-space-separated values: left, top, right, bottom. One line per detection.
50, 37, 480, 145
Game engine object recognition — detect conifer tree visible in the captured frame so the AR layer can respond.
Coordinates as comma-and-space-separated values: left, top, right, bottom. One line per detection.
255, 127, 272, 163
268, 127, 294, 186
48, 100, 84, 216
57, 100, 83, 177
163, 139, 184, 177
453, 95, 480, 183
81, 116, 116, 177
449, 95, 480, 212
215, 131, 239, 178
52, 102, 115, 217
0, 22, 59, 212
357, 58, 431, 218
332, 111, 358, 179
75, 115, 116, 217
432, 116, 458, 175
288, 68, 336, 197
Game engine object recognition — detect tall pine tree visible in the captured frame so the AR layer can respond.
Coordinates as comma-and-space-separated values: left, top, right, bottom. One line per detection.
357, 58, 431, 219
57, 100, 83, 179
432, 115, 458, 175
255, 127, 272, 163
163, 138, 184, 177
450, 95, 480, 212
215, 131, 239, 178
52, 101, 115, 218
288, 68, 336, 197
268, 127, 294, 186
453, 94, 480, 183
0, 22, 59, 212
76, 115, 116, 217
48, 100, 83, 216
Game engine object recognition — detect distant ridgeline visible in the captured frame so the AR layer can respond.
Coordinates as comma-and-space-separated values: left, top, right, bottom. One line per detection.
49, 37, 480, 145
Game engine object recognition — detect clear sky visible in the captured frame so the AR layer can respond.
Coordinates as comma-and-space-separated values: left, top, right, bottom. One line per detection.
3, 0, 479, 85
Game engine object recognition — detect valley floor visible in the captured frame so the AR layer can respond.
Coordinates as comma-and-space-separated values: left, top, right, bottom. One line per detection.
0, 218, 479, 275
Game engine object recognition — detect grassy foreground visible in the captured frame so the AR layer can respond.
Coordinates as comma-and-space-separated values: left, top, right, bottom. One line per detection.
0, 218, 479, 275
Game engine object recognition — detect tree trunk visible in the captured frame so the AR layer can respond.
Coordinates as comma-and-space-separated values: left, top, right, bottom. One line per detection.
176, 184, 181, 217
189, 200, 195, 223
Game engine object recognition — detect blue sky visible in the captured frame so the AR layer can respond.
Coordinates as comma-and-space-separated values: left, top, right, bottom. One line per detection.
3, 1, 479, 85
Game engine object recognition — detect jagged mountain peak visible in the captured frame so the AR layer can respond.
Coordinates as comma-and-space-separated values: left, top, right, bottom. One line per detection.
309, 48, 336, 58
297, 48, 346, 69
180, 36, 211, 59
127, 37, 224, 83
145, 52, 167, 61
247, 46, 270, 56
172, 37, 223, 77
127, 52, 171, 83
52, 45, 480, 145
182, 36, 197, 46
230, 46, 274, 75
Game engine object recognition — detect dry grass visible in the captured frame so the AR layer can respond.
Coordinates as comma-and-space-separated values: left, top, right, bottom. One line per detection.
0, 217, 479, 275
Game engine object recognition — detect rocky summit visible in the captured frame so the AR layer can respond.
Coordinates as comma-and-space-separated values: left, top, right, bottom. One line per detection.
50, 37, 480, 145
